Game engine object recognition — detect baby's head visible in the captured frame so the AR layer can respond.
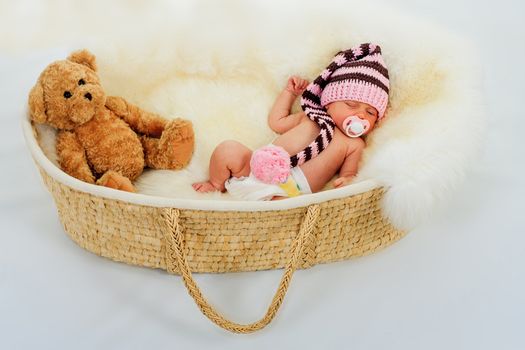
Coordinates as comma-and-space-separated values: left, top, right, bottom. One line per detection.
319, 45, 389, 138
325, 100, 379, 137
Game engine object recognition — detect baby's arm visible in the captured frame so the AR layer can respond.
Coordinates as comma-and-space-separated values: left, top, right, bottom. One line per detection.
268, 76, 309, 134
333, 138, 365, 188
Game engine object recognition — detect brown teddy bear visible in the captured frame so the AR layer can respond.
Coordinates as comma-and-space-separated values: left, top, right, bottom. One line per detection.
28, 49, 195, 192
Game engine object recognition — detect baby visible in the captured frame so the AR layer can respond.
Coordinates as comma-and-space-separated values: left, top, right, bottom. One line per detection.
193, 43, 389, 200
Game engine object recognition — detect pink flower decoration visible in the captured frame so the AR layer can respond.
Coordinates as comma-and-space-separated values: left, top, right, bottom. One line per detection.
250, 145, 291, 184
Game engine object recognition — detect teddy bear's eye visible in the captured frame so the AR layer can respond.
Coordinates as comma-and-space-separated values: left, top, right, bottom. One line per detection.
78, 79, 86, 85
63, 91, 72, 99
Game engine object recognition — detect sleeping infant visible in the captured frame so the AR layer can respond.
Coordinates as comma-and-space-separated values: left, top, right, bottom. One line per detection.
193, 43, 389, 200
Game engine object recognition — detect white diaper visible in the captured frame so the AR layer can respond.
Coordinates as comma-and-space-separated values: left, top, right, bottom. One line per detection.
225, 166, 312, 201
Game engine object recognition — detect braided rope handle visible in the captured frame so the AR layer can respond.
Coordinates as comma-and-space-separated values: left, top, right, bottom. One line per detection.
163, 205, 320, 334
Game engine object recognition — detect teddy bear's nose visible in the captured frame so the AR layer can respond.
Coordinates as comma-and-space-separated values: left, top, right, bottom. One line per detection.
84, 92, 92, 101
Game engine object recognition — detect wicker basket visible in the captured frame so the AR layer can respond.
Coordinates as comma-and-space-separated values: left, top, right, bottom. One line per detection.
23, 118, 406, 333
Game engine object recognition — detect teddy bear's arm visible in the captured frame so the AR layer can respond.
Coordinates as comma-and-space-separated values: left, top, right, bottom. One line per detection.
105, 96, 167, 137
56, 131, 96, 184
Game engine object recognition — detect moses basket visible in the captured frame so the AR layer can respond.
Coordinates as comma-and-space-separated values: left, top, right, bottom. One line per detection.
21, 0, 484, 334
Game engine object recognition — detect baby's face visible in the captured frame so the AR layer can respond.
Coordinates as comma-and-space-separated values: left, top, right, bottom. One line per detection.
326, 100, 379, 137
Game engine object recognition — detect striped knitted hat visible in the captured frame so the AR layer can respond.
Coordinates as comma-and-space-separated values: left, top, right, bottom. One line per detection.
290, 43, 389, 167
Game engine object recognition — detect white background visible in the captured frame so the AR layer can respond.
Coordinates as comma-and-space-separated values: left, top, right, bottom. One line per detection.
1, 0, 524, 349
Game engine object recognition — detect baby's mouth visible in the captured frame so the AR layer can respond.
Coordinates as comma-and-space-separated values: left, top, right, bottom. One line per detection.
342, 116, 370, 138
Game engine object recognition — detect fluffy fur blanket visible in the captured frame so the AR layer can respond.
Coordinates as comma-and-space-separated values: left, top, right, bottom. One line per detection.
17, 0, 485, 230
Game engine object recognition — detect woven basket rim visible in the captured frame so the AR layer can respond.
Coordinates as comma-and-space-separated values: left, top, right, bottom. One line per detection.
22, 116, 384, 211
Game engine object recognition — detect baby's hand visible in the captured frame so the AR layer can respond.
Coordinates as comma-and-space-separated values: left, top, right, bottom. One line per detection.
333, 175, 355, 188
286, 76, 309, 96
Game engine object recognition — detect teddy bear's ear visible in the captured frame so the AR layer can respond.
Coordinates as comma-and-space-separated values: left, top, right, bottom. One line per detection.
28, 82, 47, 124
67, 49, 97, 71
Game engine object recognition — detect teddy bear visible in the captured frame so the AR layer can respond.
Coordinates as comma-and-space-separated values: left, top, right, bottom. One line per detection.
28, 49, 195, 192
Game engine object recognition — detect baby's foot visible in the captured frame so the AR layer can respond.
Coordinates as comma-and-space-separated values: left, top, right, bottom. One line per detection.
192, 181, 219, 193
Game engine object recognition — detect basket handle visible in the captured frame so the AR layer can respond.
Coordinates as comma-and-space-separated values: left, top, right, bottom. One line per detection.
163, 205, 320, 334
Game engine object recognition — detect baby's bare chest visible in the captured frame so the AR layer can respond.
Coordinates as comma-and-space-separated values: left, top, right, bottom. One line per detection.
273, 117, 351, 192
273, 117, 348, 158
273, 117, 322, 154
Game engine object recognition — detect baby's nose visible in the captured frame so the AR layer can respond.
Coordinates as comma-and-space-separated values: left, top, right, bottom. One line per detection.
84, 92, 92, 101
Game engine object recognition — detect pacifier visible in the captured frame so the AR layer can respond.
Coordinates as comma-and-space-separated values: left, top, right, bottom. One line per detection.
342, 116, 370, 138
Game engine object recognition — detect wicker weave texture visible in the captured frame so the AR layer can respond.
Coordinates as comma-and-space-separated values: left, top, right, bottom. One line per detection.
39, 166, 405, 274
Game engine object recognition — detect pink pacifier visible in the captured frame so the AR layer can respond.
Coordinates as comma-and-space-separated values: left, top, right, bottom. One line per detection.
342, 116, 370, 138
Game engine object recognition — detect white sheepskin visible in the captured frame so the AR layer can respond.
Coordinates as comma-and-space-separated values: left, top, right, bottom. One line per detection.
13, 0, 485, 230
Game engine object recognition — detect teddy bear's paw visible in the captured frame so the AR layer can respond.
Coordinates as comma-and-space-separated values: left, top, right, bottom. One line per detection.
155, 119, 194, 169
105, 96, 129, 116
162, 118, 195, 143
97, 170, 136, 192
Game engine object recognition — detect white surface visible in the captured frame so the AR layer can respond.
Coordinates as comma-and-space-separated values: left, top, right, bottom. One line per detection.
18, 0, 488, 232
1, 1, 524, 349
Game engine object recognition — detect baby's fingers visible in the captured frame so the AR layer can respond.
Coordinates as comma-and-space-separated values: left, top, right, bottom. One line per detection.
299, 80, 309, 90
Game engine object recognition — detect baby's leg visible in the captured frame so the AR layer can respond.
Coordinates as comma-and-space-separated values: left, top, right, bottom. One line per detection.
192, 140, 252, 192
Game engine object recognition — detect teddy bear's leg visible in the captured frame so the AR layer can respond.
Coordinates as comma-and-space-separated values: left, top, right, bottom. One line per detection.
141, 118, 195, 170
105, 96, 167, 137
56, 131, 96, 184
96, 170, 136, 192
